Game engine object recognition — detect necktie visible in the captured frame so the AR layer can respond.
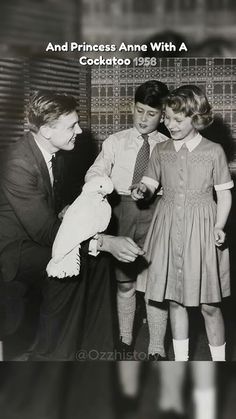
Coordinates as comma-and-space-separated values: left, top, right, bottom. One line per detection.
132, 134, 150, 185
51, 154, 62, 214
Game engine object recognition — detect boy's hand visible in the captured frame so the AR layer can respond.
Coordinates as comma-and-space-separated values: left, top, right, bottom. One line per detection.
101, 235, 145, 262
130, 182, 148, 201
214, 227, 226, 247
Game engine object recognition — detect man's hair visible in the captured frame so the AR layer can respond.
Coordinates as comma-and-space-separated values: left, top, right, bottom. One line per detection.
135, 80, 169, 109
166, 85, 213, 130
26, 90, 77, 133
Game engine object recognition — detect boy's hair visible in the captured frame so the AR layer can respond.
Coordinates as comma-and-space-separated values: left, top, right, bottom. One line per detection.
135, 80, 169, 109
26, 90, 77, 133
166, 85, 213, 130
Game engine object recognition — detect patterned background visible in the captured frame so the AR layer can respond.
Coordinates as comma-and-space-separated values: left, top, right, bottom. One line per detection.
91, 58, 236, 171
0, 57, 235, 172
0, 58, 90, 151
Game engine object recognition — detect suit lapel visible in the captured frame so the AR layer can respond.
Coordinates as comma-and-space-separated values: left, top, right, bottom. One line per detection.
27, 132, 54, 205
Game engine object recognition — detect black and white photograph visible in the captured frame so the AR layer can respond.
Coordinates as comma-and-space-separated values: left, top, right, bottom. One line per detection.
0, 1, 235, 419
0, 57, 235, 363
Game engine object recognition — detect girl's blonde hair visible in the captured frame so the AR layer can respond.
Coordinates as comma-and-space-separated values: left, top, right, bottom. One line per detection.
166, 85, 213, 130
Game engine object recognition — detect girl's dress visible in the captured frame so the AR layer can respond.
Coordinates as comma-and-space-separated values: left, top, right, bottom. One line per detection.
136, 135, 233, 306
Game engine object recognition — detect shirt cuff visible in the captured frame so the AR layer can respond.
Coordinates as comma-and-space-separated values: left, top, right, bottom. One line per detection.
88, 235, 100, 257
142, 176, 159, 191
214, 180, 234, 191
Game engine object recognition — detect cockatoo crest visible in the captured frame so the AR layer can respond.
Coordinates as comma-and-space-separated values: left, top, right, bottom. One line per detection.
82, 175, 113, 196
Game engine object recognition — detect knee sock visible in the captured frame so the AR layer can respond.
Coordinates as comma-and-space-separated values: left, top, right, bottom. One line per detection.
146, 303, 168, 357
193, 388, 216, 419
173, 338, 189, 361
117, 288, 136, 345
209, 342, 226, 361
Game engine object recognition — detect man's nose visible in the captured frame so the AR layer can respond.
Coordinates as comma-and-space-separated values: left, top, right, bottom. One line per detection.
75, 124, 82, 134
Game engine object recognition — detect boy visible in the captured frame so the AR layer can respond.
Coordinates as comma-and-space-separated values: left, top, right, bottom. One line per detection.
85, 80, 169, 358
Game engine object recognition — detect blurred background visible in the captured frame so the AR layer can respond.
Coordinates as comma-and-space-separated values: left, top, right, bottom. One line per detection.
0, 362, 235, 419
0, 0, 235, 56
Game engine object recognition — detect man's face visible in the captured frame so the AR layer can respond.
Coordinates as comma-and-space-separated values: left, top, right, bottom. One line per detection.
164, 106, 196, 141
47, 111, 82, 152
133, 102, 163, 135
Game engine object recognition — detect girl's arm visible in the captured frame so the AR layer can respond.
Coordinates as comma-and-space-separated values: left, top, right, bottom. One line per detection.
214, 189, 232, 246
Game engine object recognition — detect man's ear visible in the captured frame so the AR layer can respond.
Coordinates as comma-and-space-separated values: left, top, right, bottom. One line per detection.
40, 125, 52, 139
130, 102, 135, 115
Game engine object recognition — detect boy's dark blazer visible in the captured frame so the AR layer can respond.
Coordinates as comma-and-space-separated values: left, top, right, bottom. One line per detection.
0, 132, 61, 282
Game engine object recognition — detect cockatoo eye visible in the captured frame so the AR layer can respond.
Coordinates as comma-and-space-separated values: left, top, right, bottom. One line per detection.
100, 185, 102, 188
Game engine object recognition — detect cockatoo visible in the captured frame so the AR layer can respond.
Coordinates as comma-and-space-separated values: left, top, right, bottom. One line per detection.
46, 176, 114, 278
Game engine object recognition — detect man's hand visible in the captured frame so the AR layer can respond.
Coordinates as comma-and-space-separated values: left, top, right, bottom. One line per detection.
130, 182, 148, 201
58, 205, 70, 221
214, 227, 226, 247
101, 235, 144, 263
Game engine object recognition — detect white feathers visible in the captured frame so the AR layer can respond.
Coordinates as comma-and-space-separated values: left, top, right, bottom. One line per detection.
46, 176, 114, 278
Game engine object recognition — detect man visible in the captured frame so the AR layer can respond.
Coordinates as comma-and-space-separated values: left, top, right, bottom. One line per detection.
0, 91, 142, 360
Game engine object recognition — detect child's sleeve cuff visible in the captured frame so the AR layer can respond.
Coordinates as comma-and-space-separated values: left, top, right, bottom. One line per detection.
142, 176, 159, 190
88, 234, 100, 256
214, 180, 234, 191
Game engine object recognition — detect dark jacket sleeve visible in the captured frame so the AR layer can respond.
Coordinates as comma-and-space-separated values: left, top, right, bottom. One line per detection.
1, 157, 60, 246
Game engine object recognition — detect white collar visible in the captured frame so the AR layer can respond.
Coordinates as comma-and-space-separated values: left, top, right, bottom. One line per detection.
173, 133, 202, 152
33, 137, 54, 165
132, 127, 159, 141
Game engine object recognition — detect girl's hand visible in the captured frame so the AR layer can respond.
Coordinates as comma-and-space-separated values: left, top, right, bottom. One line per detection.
130, 182, 148, 201
214, 227, 226, 247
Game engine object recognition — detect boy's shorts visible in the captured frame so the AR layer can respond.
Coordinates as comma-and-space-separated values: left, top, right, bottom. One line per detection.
110, 194, 160, 283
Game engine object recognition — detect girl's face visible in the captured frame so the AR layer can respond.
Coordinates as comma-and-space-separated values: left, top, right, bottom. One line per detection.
164, 105, 198, 142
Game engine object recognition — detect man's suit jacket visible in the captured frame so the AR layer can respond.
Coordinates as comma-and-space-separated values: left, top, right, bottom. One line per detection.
0, 132, 62, 282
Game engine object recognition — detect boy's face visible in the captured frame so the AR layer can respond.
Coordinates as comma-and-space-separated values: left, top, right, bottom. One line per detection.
164, 105, 197, 142
133, 102, 163, 135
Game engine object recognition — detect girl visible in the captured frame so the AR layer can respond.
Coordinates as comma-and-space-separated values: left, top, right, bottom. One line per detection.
132, 85, 233, 361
